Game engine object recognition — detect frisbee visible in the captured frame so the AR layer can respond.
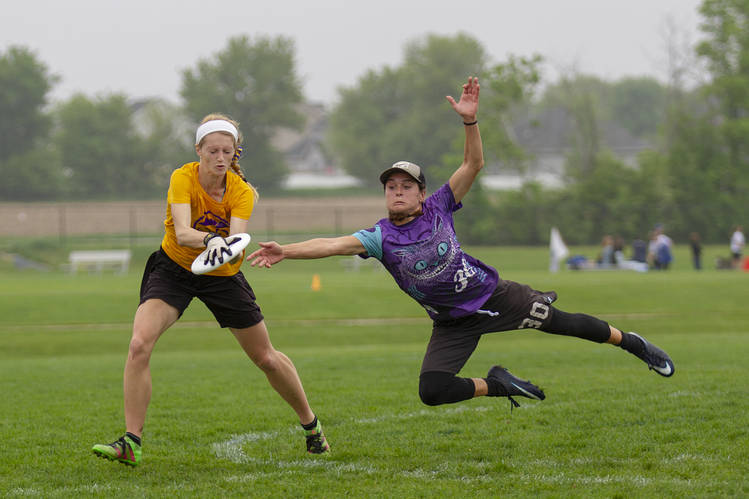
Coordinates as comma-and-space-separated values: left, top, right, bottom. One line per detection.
191, 233, 251, 275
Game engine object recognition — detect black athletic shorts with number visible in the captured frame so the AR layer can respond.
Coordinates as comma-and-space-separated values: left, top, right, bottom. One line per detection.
420, 279, 558, 375
139, 248, 264, 329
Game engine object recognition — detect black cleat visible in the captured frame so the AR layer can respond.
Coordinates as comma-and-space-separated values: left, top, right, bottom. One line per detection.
623, 332, 675, 377
487, 365, 545, 408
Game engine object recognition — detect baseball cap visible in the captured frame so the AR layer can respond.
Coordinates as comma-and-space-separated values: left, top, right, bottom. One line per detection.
379, 161, 426, 187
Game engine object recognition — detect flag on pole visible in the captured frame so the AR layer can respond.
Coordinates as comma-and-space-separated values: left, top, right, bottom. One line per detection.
549, 227, 569, 273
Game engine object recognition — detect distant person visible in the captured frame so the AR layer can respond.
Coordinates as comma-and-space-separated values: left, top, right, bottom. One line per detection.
613, 235, 626, 261
730, 225, 745, 269
597, 235, 615, 267
248, 77, 674, 415
652, 224, 673, 270
632, 238, 647, 264
92, 114, 329, 467
689, 232, 702, 270
647, 231, 658, 269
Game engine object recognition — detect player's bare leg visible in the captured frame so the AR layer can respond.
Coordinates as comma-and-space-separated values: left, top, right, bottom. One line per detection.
124, 299, 179, 436
232, 322, 330, 453
93, 299, 178, 466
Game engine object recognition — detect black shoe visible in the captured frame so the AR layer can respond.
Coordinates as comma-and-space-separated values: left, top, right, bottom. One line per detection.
622, 332, 675, 377
487, 365, 545, 408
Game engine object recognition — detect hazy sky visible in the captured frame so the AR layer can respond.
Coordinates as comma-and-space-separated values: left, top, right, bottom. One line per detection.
2, 0, 704, 107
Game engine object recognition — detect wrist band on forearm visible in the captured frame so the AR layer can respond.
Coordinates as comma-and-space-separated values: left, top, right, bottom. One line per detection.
463, 120, 478, 126
203, 232, 219, 246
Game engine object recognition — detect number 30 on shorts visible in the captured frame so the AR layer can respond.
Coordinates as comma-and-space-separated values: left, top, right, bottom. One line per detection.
519, 302, 550, 329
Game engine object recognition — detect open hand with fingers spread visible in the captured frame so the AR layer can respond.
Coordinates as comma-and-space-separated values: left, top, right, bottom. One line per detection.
247, 241, 284, 268
446, 76, 479, 123
204, 233, 232, 266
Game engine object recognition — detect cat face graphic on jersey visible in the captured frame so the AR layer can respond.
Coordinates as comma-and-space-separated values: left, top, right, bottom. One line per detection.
393, 216, 457, 280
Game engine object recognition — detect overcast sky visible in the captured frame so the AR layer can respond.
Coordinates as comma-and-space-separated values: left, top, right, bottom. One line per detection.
2, 0, 704, 107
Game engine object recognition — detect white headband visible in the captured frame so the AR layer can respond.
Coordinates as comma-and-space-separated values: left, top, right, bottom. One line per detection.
195, 120, 238, 145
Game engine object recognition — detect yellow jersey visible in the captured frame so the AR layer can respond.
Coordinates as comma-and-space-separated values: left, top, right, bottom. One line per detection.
161, 162, 254, 276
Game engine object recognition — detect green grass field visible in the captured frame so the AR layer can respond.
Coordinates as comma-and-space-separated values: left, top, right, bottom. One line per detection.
1, 245, 748, 498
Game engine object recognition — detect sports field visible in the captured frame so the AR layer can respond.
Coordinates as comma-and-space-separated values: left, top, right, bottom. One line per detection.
1, 245, 747, 497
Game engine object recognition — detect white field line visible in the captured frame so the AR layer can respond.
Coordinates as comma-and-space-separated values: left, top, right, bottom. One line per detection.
212, 405, 496, 467
212, 404, 721, 488
213, 403, 532, 483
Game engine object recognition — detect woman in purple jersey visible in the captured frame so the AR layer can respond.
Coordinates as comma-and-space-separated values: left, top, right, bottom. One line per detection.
247, 77, 674, 409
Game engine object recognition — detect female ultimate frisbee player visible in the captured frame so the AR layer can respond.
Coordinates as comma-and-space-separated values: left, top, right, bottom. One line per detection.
93, 114, 329, 467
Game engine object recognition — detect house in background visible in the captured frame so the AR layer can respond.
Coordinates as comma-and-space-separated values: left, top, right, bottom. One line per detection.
131, 99, 651, 192
272, 102, 361, 189
276, 103, 653, 192
481, 106, 652, 190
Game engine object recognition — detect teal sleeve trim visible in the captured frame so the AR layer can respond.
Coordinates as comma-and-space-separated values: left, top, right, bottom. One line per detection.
352, 225, 383, 260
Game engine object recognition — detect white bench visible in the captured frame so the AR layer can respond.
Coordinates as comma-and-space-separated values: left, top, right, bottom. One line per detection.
69, 250, 132, 274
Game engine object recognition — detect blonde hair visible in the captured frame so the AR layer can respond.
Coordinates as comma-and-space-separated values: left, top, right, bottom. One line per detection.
198, 113, 259, 202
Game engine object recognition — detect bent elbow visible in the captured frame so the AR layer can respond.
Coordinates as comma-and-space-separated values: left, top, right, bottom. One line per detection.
174, 228, 192, 247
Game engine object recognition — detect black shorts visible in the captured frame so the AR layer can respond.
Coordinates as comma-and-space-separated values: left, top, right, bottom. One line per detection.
139, 248, 264, 329
420, 280, 557, 374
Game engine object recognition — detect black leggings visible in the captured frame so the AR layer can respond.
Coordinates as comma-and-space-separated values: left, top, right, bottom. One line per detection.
540, 307, 611, 343
418, 306, 612, 406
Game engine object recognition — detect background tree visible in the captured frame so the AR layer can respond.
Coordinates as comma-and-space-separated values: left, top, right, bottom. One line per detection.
695, 0, 749, 221
0, 46, 56, 161
54, 93, 151, 198
479, 54, 543, 172
328, 33, 486, 187
181, 35, 304, 192
134, 99, 195, 196
0, 46, 63, 200
611, 77, 667, 139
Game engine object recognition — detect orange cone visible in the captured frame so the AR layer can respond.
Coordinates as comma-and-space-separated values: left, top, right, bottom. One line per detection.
311, 274, 321, 291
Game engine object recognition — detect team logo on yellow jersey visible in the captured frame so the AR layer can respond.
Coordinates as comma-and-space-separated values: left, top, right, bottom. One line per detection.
193, 211, 230, 237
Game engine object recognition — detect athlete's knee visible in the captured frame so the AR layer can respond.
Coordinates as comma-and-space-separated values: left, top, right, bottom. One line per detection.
419, 372, 450, 406
250, 349, 281, 372
127, 333, 156, 363
419, 371, 474, 406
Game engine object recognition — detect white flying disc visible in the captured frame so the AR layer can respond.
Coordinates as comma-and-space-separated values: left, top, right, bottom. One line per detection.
191, 233, 251, 275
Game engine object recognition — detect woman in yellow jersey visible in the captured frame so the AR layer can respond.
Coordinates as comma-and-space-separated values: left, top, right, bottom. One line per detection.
92, 114, 329, 467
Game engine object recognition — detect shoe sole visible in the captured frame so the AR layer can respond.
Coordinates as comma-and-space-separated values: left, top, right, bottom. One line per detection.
92, 448, 138, 467
510, 381, 544, 400
650, 361, 674, 377
488, 366, 546, 400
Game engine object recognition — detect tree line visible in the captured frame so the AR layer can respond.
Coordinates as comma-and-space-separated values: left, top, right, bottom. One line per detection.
1, 0, 746, 244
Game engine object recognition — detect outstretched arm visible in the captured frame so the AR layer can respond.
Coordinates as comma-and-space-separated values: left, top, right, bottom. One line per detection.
445, 77, 485, 204
247, 235, 366, 268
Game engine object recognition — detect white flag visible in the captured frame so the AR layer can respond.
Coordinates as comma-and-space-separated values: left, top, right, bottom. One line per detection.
549, 227, 569, 272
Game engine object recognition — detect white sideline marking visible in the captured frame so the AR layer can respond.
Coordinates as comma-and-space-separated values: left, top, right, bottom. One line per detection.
212, 403, 526, 485
213, 404, 535, 467
212, 405, 495, 467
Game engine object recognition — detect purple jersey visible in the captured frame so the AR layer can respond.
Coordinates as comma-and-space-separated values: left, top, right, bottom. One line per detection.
353, 183, 499, 320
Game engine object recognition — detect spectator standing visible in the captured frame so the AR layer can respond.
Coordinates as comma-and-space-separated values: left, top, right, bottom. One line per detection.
730, 225, 745, 269
689, 232, 702, 270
